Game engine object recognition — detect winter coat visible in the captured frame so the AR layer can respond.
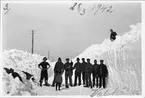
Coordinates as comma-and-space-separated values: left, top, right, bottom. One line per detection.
81, 62, 87, 72
99, 64, 108, 77
55, 74, 62, 84
93, 64, 99, 75
64, 62, 73, 75
85, 63, 93, 73
73, 62, 82, 72
54, 62, 64, 74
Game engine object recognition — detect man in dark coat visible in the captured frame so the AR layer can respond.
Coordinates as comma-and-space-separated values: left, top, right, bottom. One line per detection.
98, 60, 108, 88
84, 58, 93, 88
110, 29, 117, 41
38, 57, 50, 86
81, 58, 87, 85
73, 58, 82, 86
52, 57, 64, 87
92, 60, 99, 88
64, 58, 73, 88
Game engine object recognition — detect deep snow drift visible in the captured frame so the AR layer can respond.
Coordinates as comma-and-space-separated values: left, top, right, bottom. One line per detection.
2, 23, 141, 96
2, 50, 54, 95
73, 23, 141, 96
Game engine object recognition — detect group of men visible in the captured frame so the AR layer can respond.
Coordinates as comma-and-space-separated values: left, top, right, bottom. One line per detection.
37, 29, 117, 90
38, 57, 109, 89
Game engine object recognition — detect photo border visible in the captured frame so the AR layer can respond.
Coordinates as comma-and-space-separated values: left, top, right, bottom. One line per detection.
0, 0, 144, 98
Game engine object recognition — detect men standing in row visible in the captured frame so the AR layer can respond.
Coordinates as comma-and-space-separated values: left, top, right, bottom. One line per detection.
44, 57, 108, 89
64, 58, 73, 88
80, 58, 108, 89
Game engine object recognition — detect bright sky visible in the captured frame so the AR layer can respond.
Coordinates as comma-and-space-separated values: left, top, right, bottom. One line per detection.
2, 2, 141, 61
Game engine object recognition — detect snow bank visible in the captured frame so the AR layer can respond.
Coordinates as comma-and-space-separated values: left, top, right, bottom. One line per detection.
2, 49, 54, 96
72, 23, 141, 95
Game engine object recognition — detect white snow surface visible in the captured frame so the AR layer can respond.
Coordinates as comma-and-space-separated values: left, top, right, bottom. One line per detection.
2, 23, 141, 96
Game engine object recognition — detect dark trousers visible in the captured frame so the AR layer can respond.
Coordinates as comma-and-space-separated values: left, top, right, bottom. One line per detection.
56, 83, 61, 91
40, 70, 48, 84
52, 74, 56, 86
82, 71, 85, 85
65, 72, 72, 87
93, 74, 98, 87
99, 76, 106, 88
85, 72, 92, 88
74, 71, 81, 86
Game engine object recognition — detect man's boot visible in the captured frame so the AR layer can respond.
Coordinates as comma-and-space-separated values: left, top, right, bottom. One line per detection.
66, 85, 69, 88
45, 82, 48, 86
40, 82, 42, 87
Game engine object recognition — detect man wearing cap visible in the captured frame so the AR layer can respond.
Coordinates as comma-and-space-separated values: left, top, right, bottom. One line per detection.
81, 58, 87, 85
64, 58, 73, 88
98, 60, 108, 88
84, 58, 93, 88
38, 57, 50, 86
73, 58, 82, 86
92, 60, 99, 88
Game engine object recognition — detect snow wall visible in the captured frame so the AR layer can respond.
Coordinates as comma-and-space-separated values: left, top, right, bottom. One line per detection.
72, 22, 141, 95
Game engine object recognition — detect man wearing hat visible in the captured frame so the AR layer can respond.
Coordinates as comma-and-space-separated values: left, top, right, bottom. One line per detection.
64, 58, 73, 88
92, 60, 99, 88
81, 58, 87, 85
38, 57, 50, 86
73, 58, 82, 86
98, 60, 108, 88
84, 58, 93, 88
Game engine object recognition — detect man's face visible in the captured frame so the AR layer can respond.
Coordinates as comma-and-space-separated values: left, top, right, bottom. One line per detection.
66, 60, 69, 63
58, 59, 61, 62
43, 59, 46, 62
94, 61, 97, 64
87, 60, 90, 63
82, 59, 85, 62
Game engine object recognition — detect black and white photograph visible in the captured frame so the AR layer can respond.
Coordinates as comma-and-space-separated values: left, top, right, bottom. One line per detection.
1, 0, 144, 97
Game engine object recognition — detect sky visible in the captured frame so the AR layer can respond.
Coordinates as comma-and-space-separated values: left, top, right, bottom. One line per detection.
2, 2, 141, 61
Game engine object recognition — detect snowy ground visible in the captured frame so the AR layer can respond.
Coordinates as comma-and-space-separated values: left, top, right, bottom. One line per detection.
35, 85, 93, 96
32, 84, 141, 96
